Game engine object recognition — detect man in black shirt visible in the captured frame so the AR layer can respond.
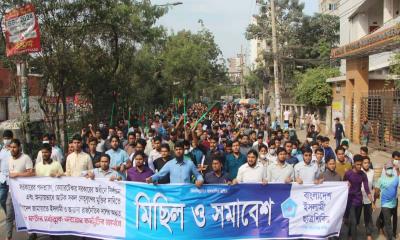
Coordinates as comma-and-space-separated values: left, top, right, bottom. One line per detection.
153, 143, 172, 184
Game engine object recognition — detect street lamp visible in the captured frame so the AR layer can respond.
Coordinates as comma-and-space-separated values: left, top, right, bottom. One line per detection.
154, 2, 183, 7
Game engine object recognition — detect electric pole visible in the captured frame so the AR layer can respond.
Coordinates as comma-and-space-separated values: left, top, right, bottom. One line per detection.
271, 0, 281, 122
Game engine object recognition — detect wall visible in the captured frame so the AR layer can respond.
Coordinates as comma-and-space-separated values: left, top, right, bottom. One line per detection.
7, 96, 44, 121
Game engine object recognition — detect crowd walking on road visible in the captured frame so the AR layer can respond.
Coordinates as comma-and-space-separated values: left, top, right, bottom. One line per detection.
0, 102, 399, 239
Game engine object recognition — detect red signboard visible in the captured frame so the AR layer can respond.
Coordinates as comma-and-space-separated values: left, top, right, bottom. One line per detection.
2, 4, 41, 57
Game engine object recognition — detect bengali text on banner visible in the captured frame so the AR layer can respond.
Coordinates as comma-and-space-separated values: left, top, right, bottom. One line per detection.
9, 177, 348, 240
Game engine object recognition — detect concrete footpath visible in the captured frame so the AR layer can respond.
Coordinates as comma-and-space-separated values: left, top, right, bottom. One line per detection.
0, 129, 398, 239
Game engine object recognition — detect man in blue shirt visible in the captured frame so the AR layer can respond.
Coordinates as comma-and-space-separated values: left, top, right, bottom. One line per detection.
322, 137, 336, 162
146, 141, 203, 187
105, 136, 129, 176
224, 140, 246, 180
375, 160, 400, 240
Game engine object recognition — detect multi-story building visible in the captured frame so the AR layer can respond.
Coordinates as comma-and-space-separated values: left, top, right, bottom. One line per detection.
319, 0, 340, 15
329, 0, 400, 150
249, 16, 268, 69
227, 56, 242, 85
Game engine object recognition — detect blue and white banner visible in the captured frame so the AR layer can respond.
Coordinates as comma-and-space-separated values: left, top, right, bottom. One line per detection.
10, 177, 348, 239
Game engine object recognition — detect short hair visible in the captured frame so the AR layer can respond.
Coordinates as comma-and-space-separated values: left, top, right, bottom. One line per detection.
183, 140, 190, 147
41, 143, 52, 152
10, 138, 21, 147
226, 140, 233, 147
315, 148, 324, 154
284, 141, 293, 147
88, 137, 98, 144
310, 141, 319, 147
72, 134, 82, 142
153, 136, 162, 143
136, 138, 147, 147
133, 151, 145, 159
258, 144, 268, 152
210, 136, 219, 142
393, 151, 400, 158
175, 140, 185, 149
100, 153, 111, 161
160, 143, 170, 152
323, 137, 330, 142
110, 135, 120, 143
247, 149, 258, 158
302, 147, 312, 154
232, 139, 240, 145
3, 130, 13, 138
326, 158, 336, 163
127, 132, 135, 137
360, 146, 369, 154
212, 158, 223, 164
362, 156, 371, 162
276, 147, 287, 155
353, 154, 363, 163
42, 133, 51, 140
335, 146, 345, 154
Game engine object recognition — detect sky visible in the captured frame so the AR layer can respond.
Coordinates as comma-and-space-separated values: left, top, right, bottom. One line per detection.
152, 0, 319, 59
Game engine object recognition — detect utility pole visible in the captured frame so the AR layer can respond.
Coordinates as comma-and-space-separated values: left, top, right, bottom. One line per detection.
271, 0, 281, 122
240, 45, 245, 99
17, 60, 31, 147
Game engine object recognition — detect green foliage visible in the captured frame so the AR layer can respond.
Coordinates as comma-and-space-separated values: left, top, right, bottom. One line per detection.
390, 52, 400, 89
246, 1, 340, 95
160, 29, 228, 100
295, 67, 339, 106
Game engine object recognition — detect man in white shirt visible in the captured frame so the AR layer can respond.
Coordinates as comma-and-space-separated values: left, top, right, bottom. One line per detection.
147, 136, 162, 171
233, 149, 267, 184
267, 147, 294, 183
65, 135, 93, 177
6, 139, 34, 240
36, 133, 64, 164
294, 148, 321, 184
283, 109, 291, 129
361, 156, 374, 240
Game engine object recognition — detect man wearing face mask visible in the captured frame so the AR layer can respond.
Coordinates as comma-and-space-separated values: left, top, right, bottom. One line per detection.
375, 160, 399, 240
0, 130, 13, 214
266, 139, 277, 165
36, 133, 64, 165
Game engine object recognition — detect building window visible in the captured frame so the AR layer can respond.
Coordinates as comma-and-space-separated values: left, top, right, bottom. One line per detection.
328, 3, 337, 11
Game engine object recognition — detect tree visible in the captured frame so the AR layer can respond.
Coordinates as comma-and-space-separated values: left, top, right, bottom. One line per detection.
160, 29, 228, 101
246, 1, 340, 99
295, 67, 339, 107
390, 53, 400, 89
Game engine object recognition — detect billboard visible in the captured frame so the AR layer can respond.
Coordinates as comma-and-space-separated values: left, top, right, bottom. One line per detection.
2, 4, 41, 57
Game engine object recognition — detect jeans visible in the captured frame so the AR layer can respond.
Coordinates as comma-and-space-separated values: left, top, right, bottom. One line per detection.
6, 192, 14, 239
362, 203, 374, 236
335, 137, 342, 149
0, 182, 8, 213
344, 205, 362, 240
377, 198, 398, 236
382, 207, 396, 240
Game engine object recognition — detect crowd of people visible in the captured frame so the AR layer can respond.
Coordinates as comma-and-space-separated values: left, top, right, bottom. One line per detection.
0, 102, 399, 239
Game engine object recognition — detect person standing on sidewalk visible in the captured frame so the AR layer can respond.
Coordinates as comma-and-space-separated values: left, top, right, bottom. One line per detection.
334, 117, 345, 149
375, 160, 399, 240
6, 139, 35, 240
342, 154, 375, 240
0, 130, 13, 214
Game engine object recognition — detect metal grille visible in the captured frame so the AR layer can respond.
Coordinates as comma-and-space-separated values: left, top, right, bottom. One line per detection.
361, 90, 400, 152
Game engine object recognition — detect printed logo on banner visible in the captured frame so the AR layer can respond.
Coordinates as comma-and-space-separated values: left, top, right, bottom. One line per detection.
281, 198, 297, 218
